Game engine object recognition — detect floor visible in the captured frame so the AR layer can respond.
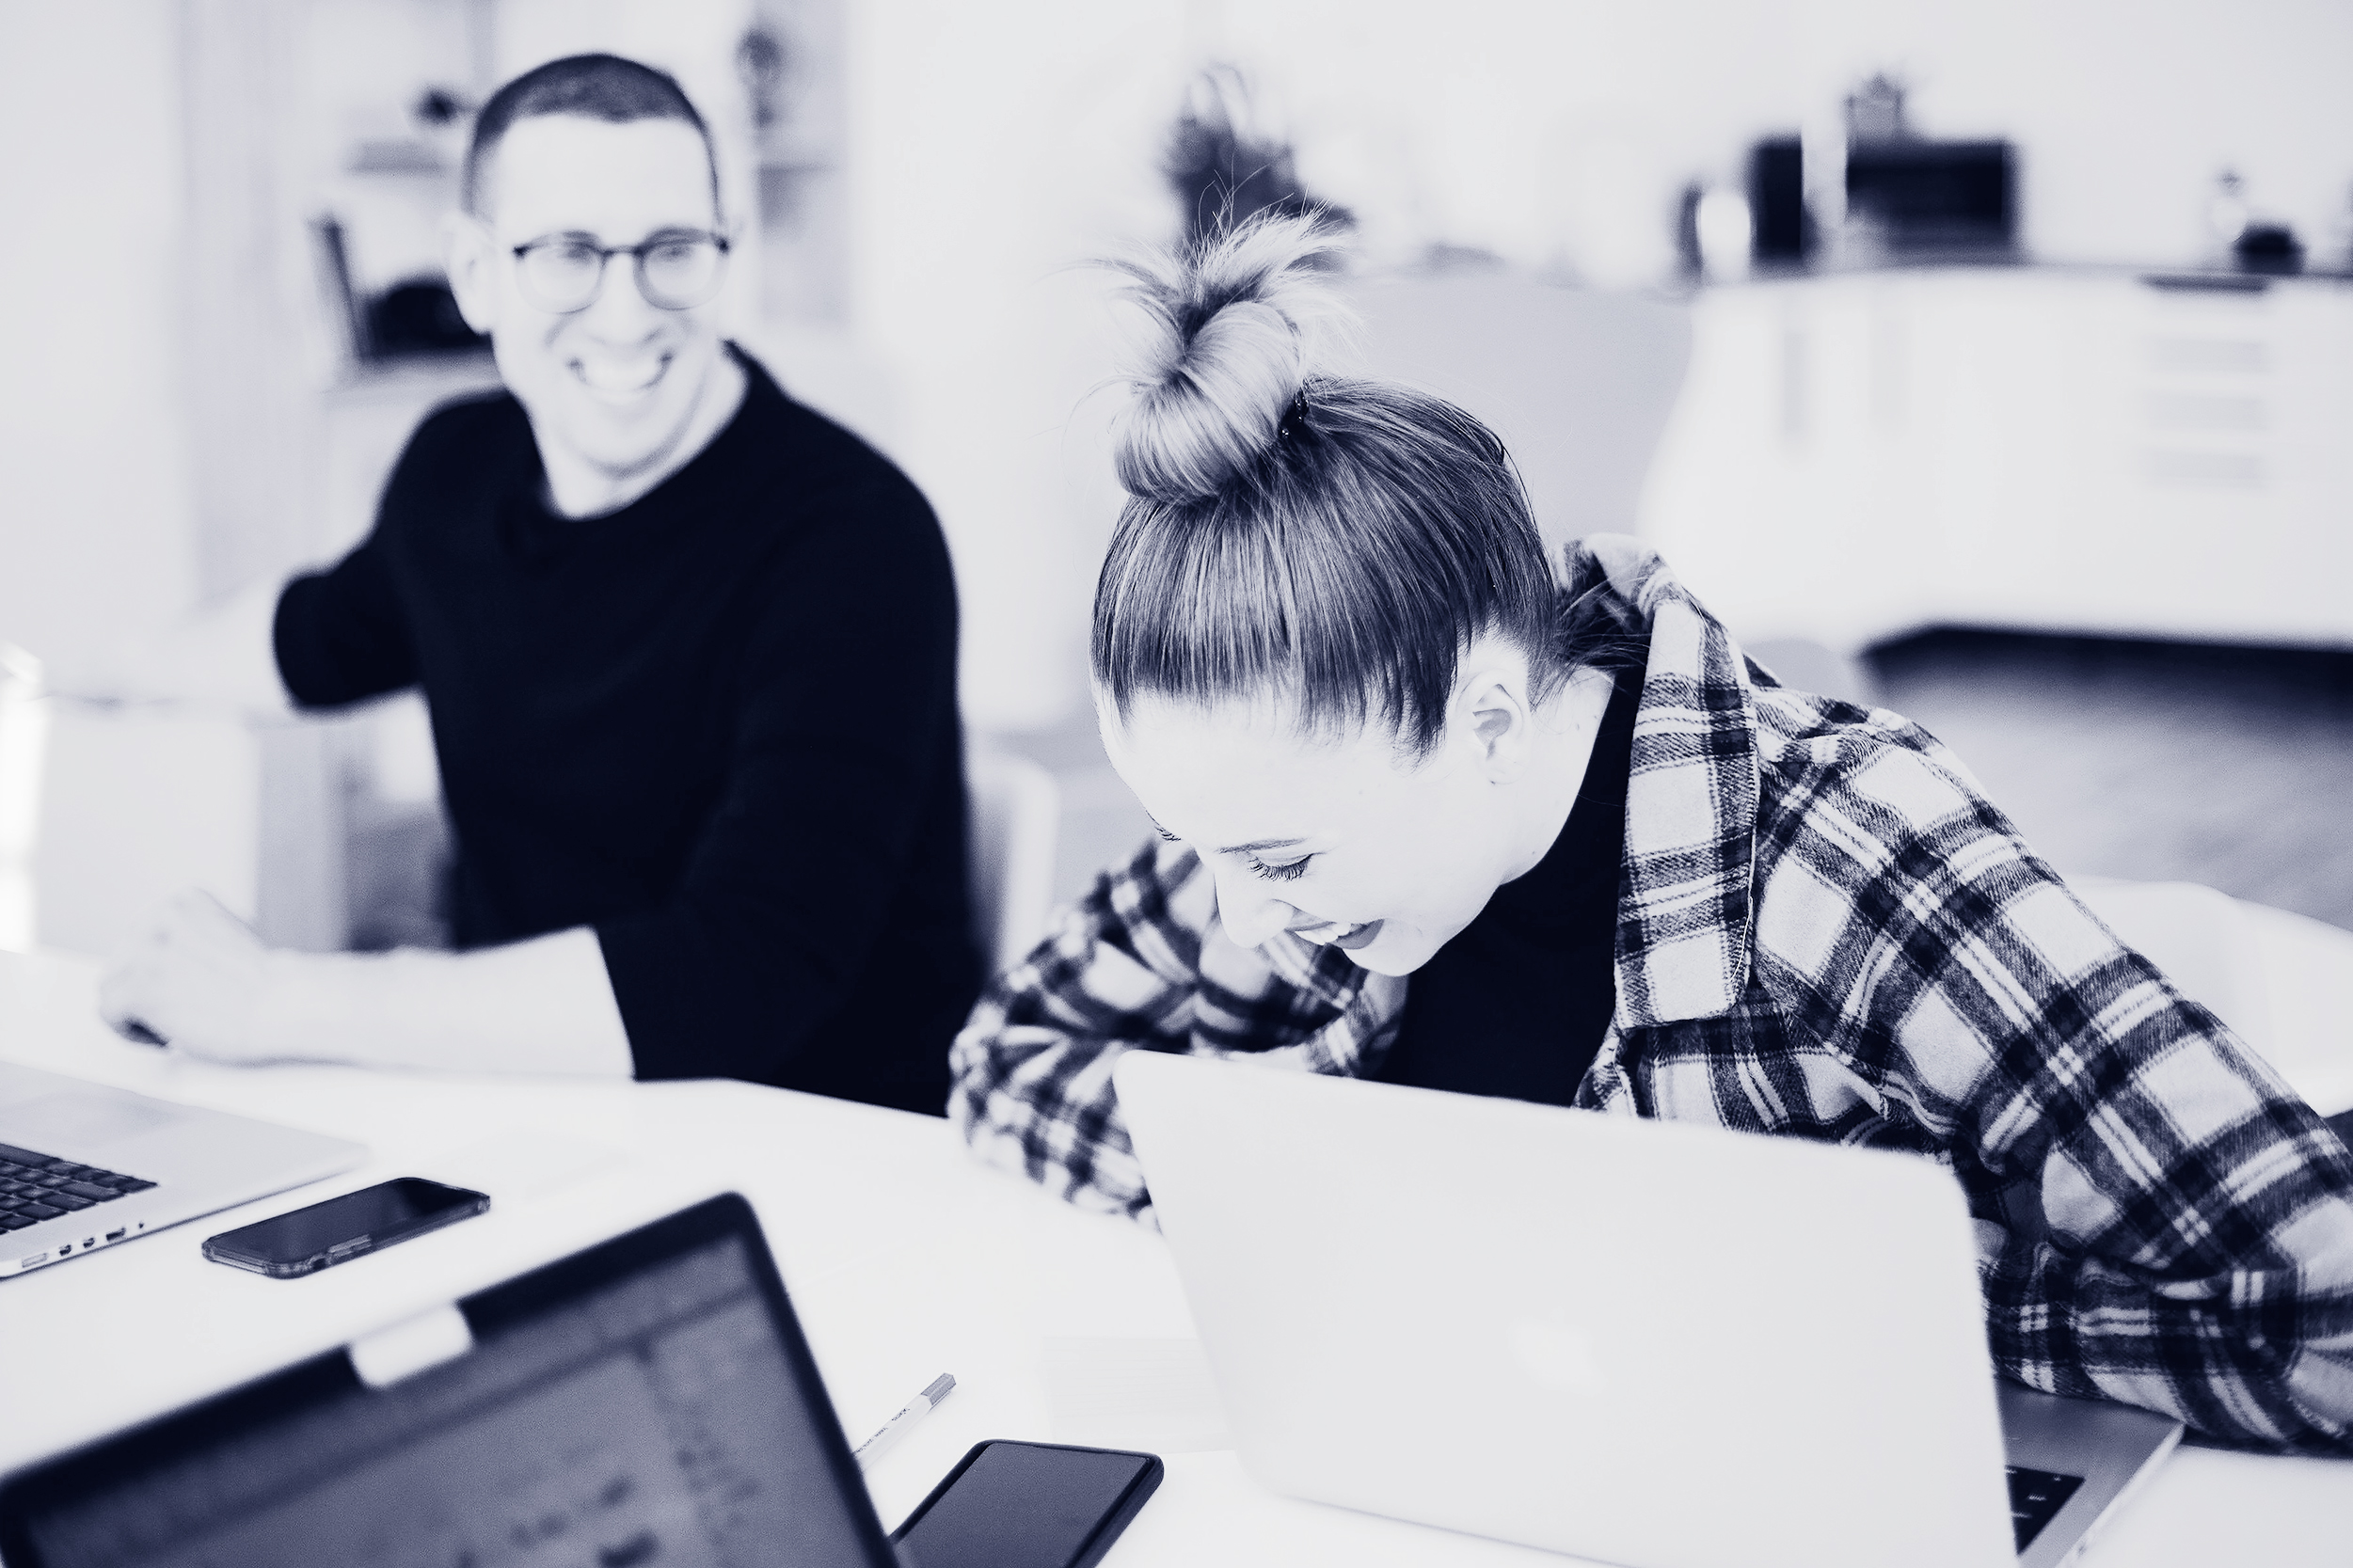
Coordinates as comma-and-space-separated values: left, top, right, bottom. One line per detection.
1868, 631, 2353, 934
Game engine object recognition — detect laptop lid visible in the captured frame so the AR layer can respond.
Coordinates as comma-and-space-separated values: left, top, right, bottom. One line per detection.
0, 1063, 365, 1277
1115, 1051, 2021, 1568
0, 1193, 899, 1568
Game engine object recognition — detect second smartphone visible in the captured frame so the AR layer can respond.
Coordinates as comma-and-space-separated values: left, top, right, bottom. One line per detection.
201, 1177, 489, 1278
890, 1441, 1162, 1568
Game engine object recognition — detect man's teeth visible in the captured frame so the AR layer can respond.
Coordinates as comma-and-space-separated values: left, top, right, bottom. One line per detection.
575, 356, 663, 392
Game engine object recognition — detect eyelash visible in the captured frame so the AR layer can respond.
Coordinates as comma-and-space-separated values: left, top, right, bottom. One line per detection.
1156, 829, 1313, 884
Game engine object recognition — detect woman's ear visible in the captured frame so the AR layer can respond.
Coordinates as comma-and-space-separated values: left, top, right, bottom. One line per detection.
1457, 663, 1534, 784
442, 213, 499, 336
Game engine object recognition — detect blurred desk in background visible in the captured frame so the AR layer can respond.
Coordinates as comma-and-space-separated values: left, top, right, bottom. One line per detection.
1643, 267, 2353, 655
2, 948, 2350, 1565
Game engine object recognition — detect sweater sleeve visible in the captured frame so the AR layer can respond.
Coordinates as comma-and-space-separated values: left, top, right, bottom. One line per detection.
273, 530, 417, 709
592, 478, 962, 1084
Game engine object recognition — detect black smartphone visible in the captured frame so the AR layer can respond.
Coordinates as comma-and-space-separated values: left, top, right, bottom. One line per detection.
201, 1178, 489, 1278
890, 1440, 1161, 1568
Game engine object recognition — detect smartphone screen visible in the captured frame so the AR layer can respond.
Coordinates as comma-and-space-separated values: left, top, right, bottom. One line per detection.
202, 1179, 488, 1277
892, 1441, 1161, 1568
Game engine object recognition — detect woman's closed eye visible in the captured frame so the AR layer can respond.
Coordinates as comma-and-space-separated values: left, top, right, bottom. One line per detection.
1248, 853, 1312, 883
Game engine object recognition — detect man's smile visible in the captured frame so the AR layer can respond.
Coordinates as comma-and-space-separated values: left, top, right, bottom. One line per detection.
569, 350, 670, 401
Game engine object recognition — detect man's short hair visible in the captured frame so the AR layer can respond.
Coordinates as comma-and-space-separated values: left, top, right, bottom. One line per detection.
463, 54, 718, 217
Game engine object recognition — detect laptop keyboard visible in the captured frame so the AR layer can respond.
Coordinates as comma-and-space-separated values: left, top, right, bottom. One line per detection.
0, 1141, 156, 1230
2007, 1465, 2085, 1551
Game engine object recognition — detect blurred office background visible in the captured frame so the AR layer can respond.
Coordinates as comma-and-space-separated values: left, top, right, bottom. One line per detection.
0, 0, 2348, 966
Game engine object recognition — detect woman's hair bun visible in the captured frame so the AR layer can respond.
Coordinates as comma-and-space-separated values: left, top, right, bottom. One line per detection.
1106, 212, 1350, 505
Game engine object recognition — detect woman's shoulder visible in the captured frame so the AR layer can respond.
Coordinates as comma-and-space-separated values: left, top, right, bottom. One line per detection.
1746, 683, 2040, 907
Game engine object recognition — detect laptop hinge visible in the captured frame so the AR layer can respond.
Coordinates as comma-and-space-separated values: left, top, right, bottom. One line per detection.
349, 1305, 474, 1389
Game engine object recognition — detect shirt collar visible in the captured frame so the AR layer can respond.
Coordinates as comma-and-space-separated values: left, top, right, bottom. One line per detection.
1569, 536, 1764, 1025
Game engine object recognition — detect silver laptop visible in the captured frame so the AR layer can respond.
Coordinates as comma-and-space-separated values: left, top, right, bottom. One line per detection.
0, 1062, 365, 1278
1115, 1052, 2184, 1568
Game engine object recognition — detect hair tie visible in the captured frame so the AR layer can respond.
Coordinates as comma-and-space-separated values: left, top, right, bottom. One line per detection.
1278, 386, 1311, 441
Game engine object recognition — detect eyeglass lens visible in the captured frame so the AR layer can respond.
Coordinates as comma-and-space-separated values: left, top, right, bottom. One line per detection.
516, 237, 726, 312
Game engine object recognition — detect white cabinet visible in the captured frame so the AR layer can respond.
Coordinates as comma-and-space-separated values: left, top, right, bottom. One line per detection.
1640, 268, 2353, 652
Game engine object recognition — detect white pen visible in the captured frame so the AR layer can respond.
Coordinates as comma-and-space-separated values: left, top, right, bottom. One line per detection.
853, 1373, 956, 1470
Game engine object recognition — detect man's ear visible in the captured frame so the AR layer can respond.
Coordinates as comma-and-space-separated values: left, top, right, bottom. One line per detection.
442, 212, 499, 335
1458, 664, 1534, 783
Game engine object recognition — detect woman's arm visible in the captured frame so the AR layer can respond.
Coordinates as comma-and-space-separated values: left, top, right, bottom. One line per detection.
949, 835, 1399, 1219
950, 838, 1218, 1218
1805, 766, 2353, 1452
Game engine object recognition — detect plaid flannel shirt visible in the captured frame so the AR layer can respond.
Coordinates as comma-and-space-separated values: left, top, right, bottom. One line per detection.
949, 541, 2353, 1453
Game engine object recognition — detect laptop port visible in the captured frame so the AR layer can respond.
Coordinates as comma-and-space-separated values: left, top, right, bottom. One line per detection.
104, 1229, 125, 1243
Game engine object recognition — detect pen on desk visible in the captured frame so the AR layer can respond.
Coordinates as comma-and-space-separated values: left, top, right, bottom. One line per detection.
854, 1373, 956, 1470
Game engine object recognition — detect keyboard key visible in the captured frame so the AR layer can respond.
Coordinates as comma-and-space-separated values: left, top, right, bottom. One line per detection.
0, 1146, 154, 1205
0, 1212, 36, 1230
2007, 1465, 2085, 1550
17, 1203, 61, 1222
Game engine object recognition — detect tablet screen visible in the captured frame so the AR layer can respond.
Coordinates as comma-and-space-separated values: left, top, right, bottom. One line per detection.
12, 1230, 876, 1568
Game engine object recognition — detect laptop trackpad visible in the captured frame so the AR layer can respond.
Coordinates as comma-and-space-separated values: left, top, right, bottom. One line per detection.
0, 1090, 180, 1151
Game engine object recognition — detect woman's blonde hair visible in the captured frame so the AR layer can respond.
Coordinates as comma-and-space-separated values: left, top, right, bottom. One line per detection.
1092, 213, 1634, 754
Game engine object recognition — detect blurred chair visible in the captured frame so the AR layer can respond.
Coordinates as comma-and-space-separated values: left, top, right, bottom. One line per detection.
2074, 876, 2353, 1119
966, 748, 1061, 976
0, 645, 48, 952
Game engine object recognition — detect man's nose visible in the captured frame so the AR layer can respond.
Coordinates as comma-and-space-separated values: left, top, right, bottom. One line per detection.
1211, 864, 1296, 950
579, 255, 665, 332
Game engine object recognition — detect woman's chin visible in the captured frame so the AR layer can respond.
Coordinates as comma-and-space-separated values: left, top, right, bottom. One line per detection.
1340, 928, 1437, 976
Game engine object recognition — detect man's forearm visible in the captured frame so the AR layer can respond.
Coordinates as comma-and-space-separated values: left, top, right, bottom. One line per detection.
252, 927, 633, 1077
50, 577, 294, 715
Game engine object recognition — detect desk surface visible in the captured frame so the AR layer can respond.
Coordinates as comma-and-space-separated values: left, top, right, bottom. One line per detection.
0, 950, 2345, 1565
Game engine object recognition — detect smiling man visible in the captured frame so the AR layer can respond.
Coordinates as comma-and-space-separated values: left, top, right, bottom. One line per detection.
94, 55, 978, 1112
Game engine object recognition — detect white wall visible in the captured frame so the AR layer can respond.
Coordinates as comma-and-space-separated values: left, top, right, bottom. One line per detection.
0, 0, 199, 673
4, 0, 2346, 745
841, 0, 2353, 737
844, 0, 1193, 734
1219, 0, 2353, 276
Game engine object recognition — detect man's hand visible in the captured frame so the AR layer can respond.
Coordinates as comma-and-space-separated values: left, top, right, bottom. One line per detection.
99, 889, 314, 1065
98, 894, 634, 1078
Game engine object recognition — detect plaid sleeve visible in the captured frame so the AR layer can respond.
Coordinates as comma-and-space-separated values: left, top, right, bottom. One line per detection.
947, 837, 1215, 1218
1753, 722, 2353, 1452
948, 835, 1405, 1221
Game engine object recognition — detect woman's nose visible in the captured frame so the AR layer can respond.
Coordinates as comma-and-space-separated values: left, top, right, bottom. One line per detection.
1211, 866, 1295, 950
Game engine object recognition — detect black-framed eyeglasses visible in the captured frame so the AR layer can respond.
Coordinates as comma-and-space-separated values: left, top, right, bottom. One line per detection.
509, 229, 731, 313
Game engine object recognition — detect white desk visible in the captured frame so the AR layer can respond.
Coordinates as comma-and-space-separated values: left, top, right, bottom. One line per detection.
1, 949, 2346, 1564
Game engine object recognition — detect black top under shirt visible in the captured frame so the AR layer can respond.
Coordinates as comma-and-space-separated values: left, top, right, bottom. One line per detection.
273, 349, 978, 1114
1375, 672, 1641, 1107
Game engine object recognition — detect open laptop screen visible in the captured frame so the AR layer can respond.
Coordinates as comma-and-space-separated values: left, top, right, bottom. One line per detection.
0, 1195, 895, 1568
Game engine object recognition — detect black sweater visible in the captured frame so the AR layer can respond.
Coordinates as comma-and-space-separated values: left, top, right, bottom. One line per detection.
274, 351, 978, 1114
1375, 672, 1639, 1106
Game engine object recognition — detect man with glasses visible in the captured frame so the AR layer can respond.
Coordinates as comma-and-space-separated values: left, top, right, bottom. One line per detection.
91, 55, 979, 1113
